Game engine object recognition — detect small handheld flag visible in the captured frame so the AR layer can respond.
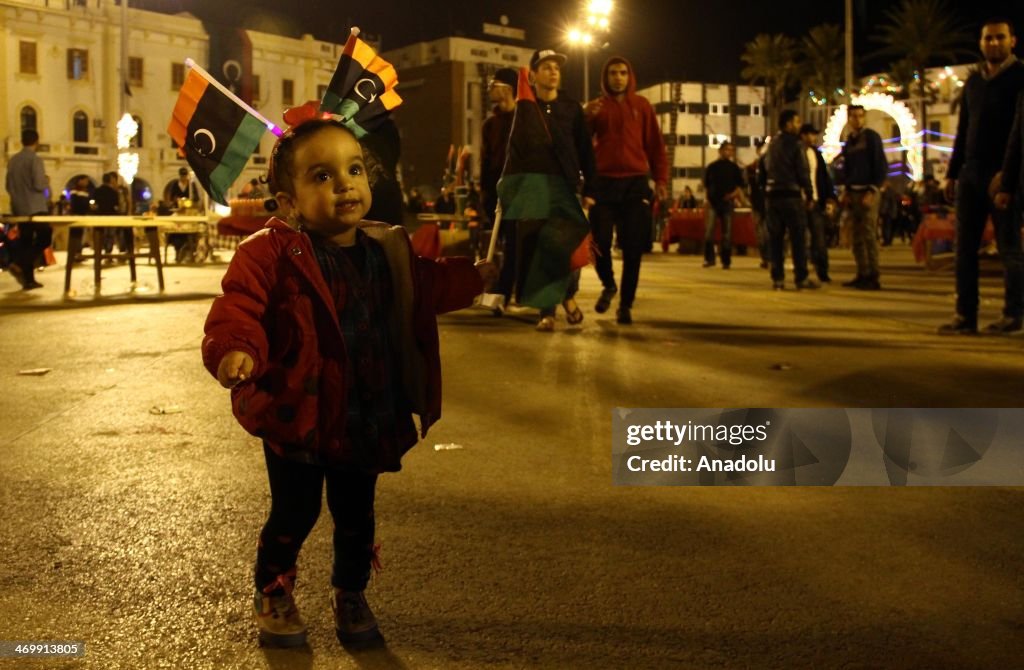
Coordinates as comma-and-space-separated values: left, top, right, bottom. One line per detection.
320, 27, 403, 138
167, 60, 281, 205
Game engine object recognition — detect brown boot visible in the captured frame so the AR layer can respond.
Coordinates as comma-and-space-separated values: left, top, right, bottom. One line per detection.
332, 589, 384, 645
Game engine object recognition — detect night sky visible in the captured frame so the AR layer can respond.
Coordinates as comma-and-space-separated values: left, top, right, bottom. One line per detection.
140, 0, 1024, 87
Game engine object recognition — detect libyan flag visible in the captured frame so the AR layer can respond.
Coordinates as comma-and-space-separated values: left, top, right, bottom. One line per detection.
320, 29, 402, 139
497, 68, 590, 310
167, 67, 266, 205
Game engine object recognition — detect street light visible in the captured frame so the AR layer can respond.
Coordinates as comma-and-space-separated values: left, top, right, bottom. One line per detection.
566, 0, 613, 102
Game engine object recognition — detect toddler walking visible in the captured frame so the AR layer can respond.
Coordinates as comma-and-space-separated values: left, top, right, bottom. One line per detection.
202, 117, 494, 647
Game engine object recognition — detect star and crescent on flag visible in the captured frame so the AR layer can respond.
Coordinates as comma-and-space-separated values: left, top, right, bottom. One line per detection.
167, 27, 401, 205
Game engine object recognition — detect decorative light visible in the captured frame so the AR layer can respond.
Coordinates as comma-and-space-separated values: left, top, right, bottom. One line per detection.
116, 112, 139, 185
821, 93, 923, 181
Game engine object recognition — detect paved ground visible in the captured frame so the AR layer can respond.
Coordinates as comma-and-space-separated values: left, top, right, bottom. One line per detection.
0, 244, 1021, 669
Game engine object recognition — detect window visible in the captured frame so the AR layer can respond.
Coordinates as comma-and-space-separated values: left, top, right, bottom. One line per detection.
751, 105, 763, 117
686, 134, 709, 146
929, 121, 941, 134
733, 104, 751, 116
19, 41, 37, 75
128, 57, 144, 87
131, 115, 143, 148
282, 79, 294, 106
20, 106, 38, 133
709, 103, 729, 115
73, 111, 89, 142
171, 62, 185, 89
67, 48, 89, 80
686, 103, 709, 114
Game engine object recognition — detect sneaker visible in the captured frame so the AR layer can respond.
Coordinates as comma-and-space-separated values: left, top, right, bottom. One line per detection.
818, 274, 832, 284
856, 278, 881, 290
795, 278, 821, 290
333, 589, 383, 645
254, 587, 307, 648
841, 276, 864, 288
535, 316, 555, 332
23, 280, 43, 290
594, 287, 617, 313
937, 316, 978, 336
772, 280, 784, 291
616, 307, 632, 324
984, 316, 1023, 334
701, 261, 715, 268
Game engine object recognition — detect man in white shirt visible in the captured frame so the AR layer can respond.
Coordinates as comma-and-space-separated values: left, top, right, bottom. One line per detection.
799, 123, 837, 283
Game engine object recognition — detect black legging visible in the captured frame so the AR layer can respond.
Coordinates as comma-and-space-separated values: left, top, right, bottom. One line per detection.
256, 442, 378, 593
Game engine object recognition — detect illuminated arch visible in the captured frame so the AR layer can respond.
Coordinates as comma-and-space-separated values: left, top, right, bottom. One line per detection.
821, 93, 922, 181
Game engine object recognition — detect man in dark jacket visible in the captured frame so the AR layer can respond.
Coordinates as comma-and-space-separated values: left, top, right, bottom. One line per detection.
701, 141, 744, 269
799, 124, 837, 282
762, 110, 817, 290
943, 18, 1024, 334
528, 48, 596, 331
481, 67, 518, 308
839, 105, 887, 290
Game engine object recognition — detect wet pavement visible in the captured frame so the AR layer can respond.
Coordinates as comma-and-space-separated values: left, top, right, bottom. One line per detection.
1, 244, 1021, 669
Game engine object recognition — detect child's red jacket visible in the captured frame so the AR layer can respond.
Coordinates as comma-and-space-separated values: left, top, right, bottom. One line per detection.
202, 218, 483, 471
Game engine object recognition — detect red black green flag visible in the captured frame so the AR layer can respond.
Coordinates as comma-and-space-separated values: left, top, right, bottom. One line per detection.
497, 68, 590, 309
167, 66, 266, 205
320, 28, 402, 139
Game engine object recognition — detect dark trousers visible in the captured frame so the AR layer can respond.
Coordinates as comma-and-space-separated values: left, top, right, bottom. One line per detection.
256, 442, 378, 593
807, 207, 830, 280
955, 167, 1024, 320
494, 219, 518, 302
767, 196, 809, 282
591, 193, 651, 310
703, 202, 734, 267
12, 222, 52, 284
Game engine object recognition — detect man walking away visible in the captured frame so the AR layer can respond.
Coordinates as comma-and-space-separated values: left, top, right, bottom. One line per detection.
585, 56, 668, 325
839, 105, 887, 290
941, 17, 1024, 335
4, 129, 50, 290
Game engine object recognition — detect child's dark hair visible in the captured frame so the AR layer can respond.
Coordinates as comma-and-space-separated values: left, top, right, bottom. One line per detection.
267, 119, 384, 196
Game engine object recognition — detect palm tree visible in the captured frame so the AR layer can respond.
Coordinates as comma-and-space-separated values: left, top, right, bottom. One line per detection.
872, 0, 973, 164
800, 24, 845, 107
741, 33, 798, 125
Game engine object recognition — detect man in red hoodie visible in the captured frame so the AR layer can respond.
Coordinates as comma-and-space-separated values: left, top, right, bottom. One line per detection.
585, 57, 669, 324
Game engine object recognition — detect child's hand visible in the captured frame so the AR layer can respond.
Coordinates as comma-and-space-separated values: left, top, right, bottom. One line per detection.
217, 351, 255, 389
474, 260, 498, 289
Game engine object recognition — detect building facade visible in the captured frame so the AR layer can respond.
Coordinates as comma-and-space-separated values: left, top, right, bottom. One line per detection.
382, 36, 534, 193
638, 81, 769, 199
1, 0, 347, 213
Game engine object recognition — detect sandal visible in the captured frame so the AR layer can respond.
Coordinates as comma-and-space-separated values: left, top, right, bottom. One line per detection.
535, 316, 555, 332
594, 287, 617, 314
562, 299, 584, 325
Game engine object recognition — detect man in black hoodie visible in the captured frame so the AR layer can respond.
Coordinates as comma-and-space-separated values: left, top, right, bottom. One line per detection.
942, 18, 1024, 335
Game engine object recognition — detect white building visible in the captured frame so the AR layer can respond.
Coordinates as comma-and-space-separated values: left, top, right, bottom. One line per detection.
1, 0, 348, 213
638, 81, 769, 199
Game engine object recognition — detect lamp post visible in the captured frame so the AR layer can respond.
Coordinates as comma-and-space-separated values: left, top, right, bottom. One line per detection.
567, 0, 613, 102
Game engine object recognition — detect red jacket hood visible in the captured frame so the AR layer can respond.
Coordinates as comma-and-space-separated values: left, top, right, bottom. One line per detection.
600, 56, 638, 100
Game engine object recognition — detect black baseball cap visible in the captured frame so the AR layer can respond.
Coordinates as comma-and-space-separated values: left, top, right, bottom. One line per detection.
530, 49, 567, 71
490, 67, 519, 93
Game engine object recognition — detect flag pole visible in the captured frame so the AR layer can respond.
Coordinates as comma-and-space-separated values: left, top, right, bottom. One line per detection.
184, 58, 284, 137
485, 202, 503, 263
